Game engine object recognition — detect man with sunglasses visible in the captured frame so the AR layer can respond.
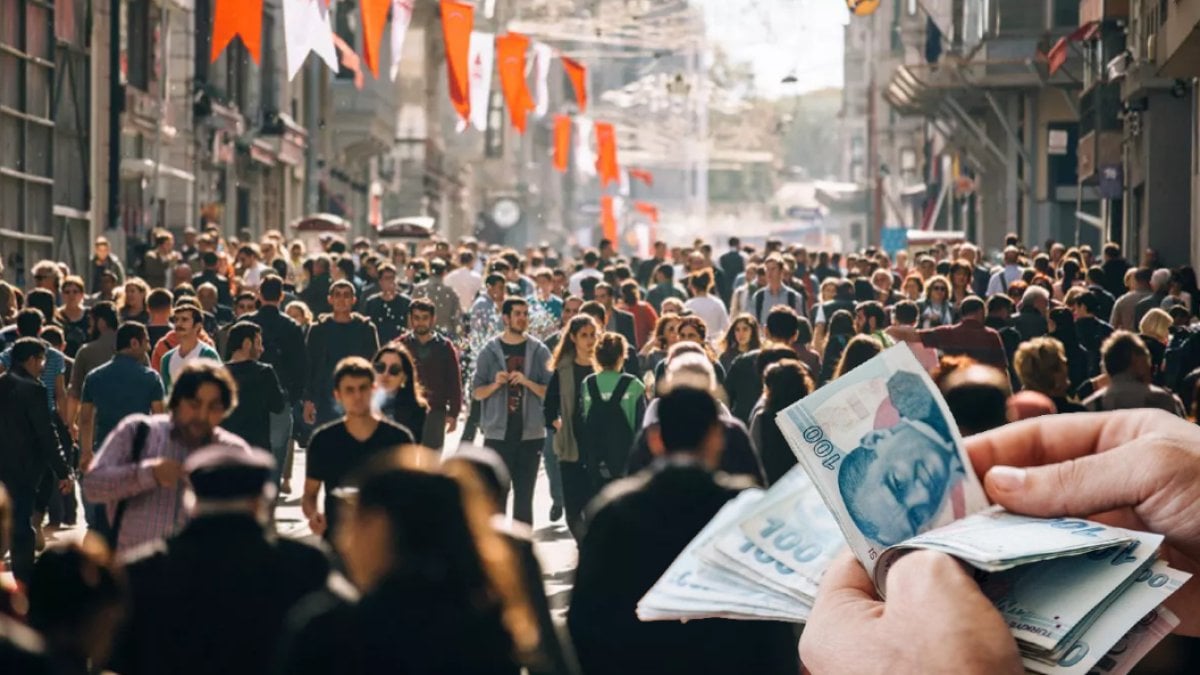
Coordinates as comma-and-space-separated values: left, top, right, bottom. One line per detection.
304, 280, 379, 428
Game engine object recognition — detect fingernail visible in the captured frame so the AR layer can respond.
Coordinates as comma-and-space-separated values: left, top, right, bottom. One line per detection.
987, 466, 1026, 491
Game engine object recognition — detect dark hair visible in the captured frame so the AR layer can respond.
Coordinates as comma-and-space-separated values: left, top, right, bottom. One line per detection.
226, 321, 261, 359
147, 288, 174, 311
27, 540, 123, 643
756, 345, 799, 379
40, 325, 64, 348
1101, 331, 1150, 376
173, 303, 203, 326
828, 309, 856, 337
578, 300, 607, 326
550, 315, 597, 370
689, 269, 714, 292
16, 307, 45, 337
959, 296, 985, 317
1103, 242, 1121, 258
856, 301, 888, 331
619, 279, 640, 306
501, 296, 527, 317
1134, 268, 1153, 285
1061, 258, 1082, 288
677, 315, 708, 342
10, 336, 46, 365
26, 289, 56, 322
892, 300, 919, 325
115, 322, 148, 351
583, 249, 600, 266
167, 360, 237, 413
260, 275, 284, 302
409, 297, 436, 319
485, 273, 506, 288
234, 291, 257, 307
795, 316, 813, 345
760, 360, 813, 483
594, 281, 615, 300
1048, 307, 1079, 346
764, 306, 800, 342
374, 344, 428, 410
655, 262, 674, 280
333, 356, 375, 389
834, 335, 883, 379
986, 294, 1014, 316
336, 257, 356, 279
91, 301, 119, 332
594, 332, 627, 370
201, 251, 219, 268
656, 388, 719, 453
721, 314, 761, 355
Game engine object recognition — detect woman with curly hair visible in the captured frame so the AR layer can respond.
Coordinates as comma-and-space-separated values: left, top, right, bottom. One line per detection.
718, 313, 761, 373
119, 277, 151, 324
639, 313, 680, 374
1013, 337, 1085, 413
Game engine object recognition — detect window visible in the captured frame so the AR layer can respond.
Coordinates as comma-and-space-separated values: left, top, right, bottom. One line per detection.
262, 10, 279, 116
123, 0, 152, 91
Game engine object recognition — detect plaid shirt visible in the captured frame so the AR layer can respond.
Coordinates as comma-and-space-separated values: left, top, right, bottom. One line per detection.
82, 414, 249, 554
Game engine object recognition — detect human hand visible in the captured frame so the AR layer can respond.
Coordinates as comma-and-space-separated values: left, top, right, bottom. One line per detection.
800, 551, 1022, 675
495, 371, 510, 385
967, 410, 1200, 636
303, 401, 316, 425
58, 479, 73, 494
511, 372, 529, 388
148, 458, 184, 487
308, 511, 327, 537
445, 415, 458, 433
552, 419, 562, 431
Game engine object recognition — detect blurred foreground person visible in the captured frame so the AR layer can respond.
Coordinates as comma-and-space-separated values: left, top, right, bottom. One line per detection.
801, 409, 1200, 674
568, 388, 801, 675
27, 538, 124, 675
278, 447, 539, 674
110, 446, 328, 675
444, 448, 581, 675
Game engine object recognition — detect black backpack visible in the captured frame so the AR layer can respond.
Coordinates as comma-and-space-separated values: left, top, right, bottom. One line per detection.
579, 375, 636, 484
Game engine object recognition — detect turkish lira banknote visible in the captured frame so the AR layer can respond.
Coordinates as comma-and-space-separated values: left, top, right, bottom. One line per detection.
775, 342, 989, 578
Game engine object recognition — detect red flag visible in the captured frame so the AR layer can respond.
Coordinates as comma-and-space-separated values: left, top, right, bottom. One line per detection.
601, 196, 618, 243
562, 57, 588, 113
629, 168, 654, 186
212, 0, 263, 64
595, 122, 619, 187
359, 0, 391, 78
633, 201, 659, 224
441, 0, 474, 123
553, 115, 571, 173
496, 33, 535, 133
1046, 37, 1068, 75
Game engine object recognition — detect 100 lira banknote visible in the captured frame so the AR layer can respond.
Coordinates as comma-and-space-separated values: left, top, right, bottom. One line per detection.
775, 342, 989, 578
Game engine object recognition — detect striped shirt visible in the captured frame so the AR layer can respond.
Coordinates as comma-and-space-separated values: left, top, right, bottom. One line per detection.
82, 414, 250, 554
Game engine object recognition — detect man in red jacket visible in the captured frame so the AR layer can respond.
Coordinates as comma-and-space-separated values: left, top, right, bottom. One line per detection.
400, 298, 463, 450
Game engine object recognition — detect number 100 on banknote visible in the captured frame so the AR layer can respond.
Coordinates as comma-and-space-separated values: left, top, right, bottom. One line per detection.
775, 343, 989, 575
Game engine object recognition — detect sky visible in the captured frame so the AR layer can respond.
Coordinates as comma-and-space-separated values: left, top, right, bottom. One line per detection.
695, 0, 849, 97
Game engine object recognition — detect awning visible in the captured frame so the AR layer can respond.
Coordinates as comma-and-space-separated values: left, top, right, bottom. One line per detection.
120, 158, 196, 183
814, 181, 868, 212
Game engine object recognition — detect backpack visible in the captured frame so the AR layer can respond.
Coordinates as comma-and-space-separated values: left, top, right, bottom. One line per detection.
578, 375, 636, 483
756, 287, 798, 321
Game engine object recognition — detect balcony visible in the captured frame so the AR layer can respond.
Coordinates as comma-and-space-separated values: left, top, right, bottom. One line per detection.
1077, 129, 1122, 182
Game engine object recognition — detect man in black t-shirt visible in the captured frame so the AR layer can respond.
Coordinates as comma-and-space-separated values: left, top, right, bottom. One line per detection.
302, 357, 413, 539
220, 322, 286, 465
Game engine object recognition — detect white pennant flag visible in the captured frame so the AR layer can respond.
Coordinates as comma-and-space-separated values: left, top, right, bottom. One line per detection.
575, 117, 596, 178
467, 31, 495, 132
283, 0, 339, 81
531, 42, 554, 118
389, 0, 415, 81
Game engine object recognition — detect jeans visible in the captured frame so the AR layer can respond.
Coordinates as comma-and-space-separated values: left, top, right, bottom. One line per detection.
559, 461, 595, 541
461, 399, 482, 443
422, 407, 447, 451
269, 408, 294, 488
8, 481, 36, 584
542, 429, 563, 506
487, 438, 543, 526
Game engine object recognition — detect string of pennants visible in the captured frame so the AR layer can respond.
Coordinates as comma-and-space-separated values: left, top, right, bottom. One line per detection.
211, 0, 658, 240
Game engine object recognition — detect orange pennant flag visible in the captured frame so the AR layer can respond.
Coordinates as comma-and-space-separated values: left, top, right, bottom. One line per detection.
634, 201, 659, 224
496, 33, 535, 133
601, 196, 618, 243
360, 0, 391, 79
629, 168, 654, 186
562, 57, 588, 113
595, 122, 619, 187
553, 115, 572, 173
211, 0, 263, 64
441, 0, 474, 123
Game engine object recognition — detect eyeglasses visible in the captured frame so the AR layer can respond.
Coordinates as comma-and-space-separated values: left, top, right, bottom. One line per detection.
373, 362, 403, 376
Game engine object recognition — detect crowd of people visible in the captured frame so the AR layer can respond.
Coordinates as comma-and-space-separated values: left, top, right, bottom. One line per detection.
1, 223, 1199, 673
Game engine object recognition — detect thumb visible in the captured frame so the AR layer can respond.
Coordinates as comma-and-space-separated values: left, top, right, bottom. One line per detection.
983, 440, 1164, 518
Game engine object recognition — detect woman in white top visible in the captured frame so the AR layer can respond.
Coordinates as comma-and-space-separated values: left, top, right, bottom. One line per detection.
683, 268, 729, 341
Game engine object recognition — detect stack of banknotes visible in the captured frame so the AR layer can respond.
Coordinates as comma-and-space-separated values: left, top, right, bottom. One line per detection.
638, 343, 1190, 675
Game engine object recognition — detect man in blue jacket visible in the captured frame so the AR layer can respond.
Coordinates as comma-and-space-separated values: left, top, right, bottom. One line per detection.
471, 297, 551, 525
